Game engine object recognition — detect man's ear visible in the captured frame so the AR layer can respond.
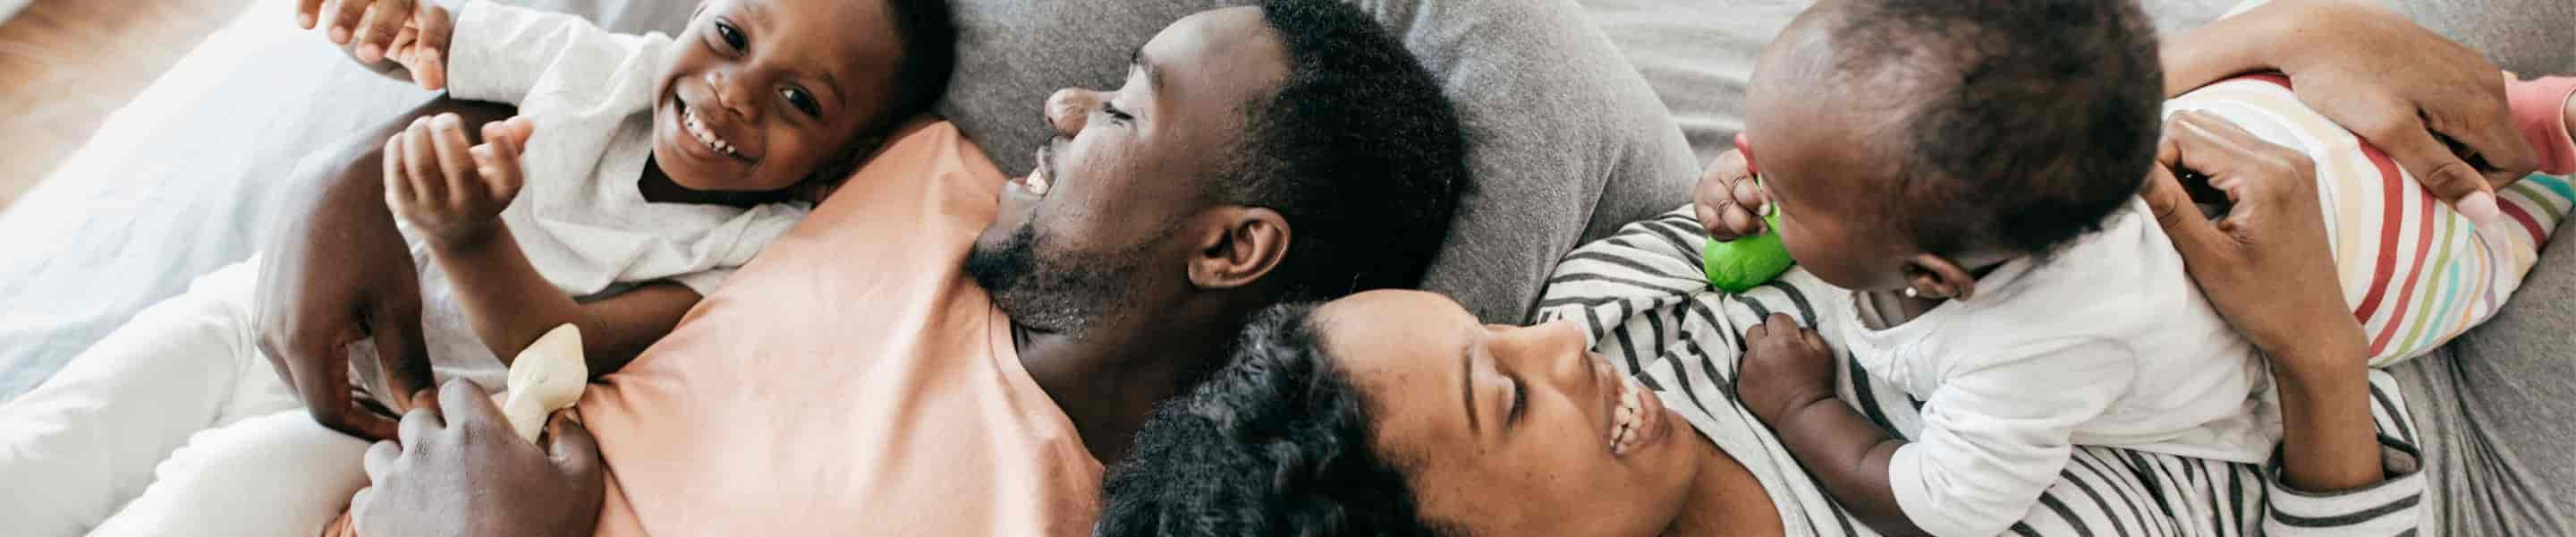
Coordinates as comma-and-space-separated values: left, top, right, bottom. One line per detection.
1902, 252, 1981, 301
1188, 207, 1290, 290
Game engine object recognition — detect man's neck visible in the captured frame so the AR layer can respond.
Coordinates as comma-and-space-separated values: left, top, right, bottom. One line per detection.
1014, 309, 1236, 465
1666, 429, 1784, 537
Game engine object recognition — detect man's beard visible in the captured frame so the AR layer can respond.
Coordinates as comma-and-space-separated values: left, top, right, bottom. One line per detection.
963, 221, 1144, 338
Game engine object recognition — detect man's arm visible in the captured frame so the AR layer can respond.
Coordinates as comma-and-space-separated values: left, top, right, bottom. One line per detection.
254, 98, 516, 441
352, 379, 606, 537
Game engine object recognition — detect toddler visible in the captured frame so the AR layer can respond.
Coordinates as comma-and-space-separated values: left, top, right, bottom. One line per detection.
0, 0, 953, 534
1714, 1, 2576, 535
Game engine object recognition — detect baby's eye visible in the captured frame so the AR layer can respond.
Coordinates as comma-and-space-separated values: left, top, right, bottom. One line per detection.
781, 87, 821, 117
715, 21, 746, 51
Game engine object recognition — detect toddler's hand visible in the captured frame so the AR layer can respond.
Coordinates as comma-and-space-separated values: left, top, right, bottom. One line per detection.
301, 0, 453, 90
1693, 147, 1767, 242
385, 114, 532, 248
1737, 313, 1835, 423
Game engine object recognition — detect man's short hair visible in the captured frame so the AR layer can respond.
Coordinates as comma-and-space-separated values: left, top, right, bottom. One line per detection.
1836, 0, 2164, 256
1218, 0, 1469, 302
1095, 303, 1457, 536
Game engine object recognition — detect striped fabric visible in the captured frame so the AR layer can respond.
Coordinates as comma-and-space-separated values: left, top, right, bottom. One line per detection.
2166, 74, 2576, 367
1538, 209, 2428, 536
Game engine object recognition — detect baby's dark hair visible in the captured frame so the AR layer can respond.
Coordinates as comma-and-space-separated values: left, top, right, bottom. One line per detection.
1832, 0, 2163, 256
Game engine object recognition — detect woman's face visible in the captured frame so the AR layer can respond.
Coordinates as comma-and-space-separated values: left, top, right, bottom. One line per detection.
1315, 290, 1699, 535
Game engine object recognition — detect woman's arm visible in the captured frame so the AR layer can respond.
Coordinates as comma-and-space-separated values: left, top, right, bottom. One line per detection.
2143, 110, 2382, 490
2164, 0, 2534, 223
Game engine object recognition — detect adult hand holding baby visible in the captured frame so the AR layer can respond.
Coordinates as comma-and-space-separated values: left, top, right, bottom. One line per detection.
300, 0, 454, 90
384, 114, 532, 248
351, 379, 605, 537
2142, 110, 2380, 494
2169, 0, 2535, 232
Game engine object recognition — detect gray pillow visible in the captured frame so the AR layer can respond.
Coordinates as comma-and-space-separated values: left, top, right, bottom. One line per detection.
936, 0, 1699, 323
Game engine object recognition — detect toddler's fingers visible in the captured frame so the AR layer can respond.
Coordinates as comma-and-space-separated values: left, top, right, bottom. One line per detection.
428, 115, 479, 202
1801, 328, 1827, 353
297, 0, 326, 29
402, 118, 445, 204
381, 136, 411, 209
355, 0, 414, 63
1719, 205, 1760, 238
411, 4, 452, 90
328, 0, 372, 47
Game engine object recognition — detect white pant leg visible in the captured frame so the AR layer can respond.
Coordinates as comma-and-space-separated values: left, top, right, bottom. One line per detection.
0, 260, 298, 536
87, 411, 370, 537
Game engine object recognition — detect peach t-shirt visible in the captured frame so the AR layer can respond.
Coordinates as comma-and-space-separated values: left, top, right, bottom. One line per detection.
576, 121, 1103, 535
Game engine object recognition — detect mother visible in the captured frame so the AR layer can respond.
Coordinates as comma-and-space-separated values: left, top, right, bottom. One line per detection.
1093, 3, 2570, 535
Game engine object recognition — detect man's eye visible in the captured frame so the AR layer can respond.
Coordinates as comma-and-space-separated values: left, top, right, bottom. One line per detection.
1506, 377, 1528, 424
782, 87, 820, 117
716, 21, 746, 51
1101, 102, 1134, 123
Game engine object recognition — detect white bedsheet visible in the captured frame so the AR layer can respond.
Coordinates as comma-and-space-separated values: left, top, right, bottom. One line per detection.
0, 0, 689, 401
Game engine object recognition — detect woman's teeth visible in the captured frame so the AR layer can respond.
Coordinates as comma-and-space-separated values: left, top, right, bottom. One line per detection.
683, 107, 742, 158
1609, 375, 1646, 456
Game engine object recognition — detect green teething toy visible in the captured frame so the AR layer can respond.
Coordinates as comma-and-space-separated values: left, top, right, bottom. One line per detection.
1702, 209, 1792, 294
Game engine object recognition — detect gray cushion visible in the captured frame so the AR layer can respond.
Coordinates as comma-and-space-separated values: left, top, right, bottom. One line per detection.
936, 0, 1699, 323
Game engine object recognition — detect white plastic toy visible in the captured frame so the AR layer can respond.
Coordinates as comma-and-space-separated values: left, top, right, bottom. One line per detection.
500, 323, 587, 443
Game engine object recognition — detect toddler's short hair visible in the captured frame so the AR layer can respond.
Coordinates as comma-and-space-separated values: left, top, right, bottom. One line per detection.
1835, 0, 2163, 256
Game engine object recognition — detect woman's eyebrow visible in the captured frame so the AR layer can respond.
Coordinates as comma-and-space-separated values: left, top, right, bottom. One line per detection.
1460, 344, 1480, 434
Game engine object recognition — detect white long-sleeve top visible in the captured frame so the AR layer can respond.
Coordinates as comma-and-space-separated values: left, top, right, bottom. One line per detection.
389, 1, 806, 388
1842, 200, 2282, 537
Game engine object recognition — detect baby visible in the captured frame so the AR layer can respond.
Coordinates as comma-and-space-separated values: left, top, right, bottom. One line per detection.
0, 0, 953, 534
1711, 1, 2576, 535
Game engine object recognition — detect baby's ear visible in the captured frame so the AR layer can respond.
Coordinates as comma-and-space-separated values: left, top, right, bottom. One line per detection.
1902, 253, 1981, 302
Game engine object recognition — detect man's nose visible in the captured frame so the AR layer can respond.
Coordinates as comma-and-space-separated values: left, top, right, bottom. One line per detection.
1045, 88, 1099, 137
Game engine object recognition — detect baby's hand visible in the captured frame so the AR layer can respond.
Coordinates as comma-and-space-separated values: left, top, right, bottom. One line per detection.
1694, 133, 1769, 242
385, 115, 532, 248
301, 0, 453, 90
1736, 313, 1835, 423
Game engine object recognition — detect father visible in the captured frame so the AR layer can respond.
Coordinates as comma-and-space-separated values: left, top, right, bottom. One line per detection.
269, 1, 1467, 535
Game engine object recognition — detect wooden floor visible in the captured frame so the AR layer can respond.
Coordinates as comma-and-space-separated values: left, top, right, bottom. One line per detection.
0, 0, 256, 211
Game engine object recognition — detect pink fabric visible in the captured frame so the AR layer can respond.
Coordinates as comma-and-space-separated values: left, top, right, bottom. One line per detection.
2507, 75, 2576, 175
575, 121, 1103, 536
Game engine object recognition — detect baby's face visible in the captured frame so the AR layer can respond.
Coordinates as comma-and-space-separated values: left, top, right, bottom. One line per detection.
651, 0, 906, 192
1741, 8, 1917, 293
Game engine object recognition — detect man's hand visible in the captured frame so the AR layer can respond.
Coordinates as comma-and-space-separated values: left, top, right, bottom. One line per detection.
1692, 148, 1768, 242
2170, 0, 2534, 226
352, 379, 606, 537
301, 0, 453, 90
256, 147, 437, 444
385, 115, 531, 248
2142, 110, 2381, 492
1736, 313, 1835, 423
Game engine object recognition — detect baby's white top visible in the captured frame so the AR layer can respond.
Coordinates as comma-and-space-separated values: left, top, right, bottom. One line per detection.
1839, 200, 2278, 537
380, 0, 806, 391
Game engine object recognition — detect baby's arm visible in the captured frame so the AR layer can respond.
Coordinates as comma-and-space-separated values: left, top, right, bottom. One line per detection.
1741, 319, 2132, 537
383, 114, 699, 376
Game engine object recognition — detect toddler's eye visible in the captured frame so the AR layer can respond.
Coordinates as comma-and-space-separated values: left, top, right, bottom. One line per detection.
781, 87, 821, 117
715, 21, 746, 51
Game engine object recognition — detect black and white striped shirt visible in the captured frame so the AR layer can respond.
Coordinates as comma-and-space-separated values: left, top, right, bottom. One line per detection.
1534, 208, 2427, 536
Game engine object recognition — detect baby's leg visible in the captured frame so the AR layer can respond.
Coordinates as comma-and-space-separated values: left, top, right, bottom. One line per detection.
0, 260, 301, 536
86, 411, 372, 537
2167, 75, 2576, 366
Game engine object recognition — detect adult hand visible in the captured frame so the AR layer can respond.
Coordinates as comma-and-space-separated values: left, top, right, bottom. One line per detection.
352, 379, 606, 537
2142, 110, 2380, 491
255, 149, 436, 443
299, 0, 454, 90
2229, 0, 2535, 225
